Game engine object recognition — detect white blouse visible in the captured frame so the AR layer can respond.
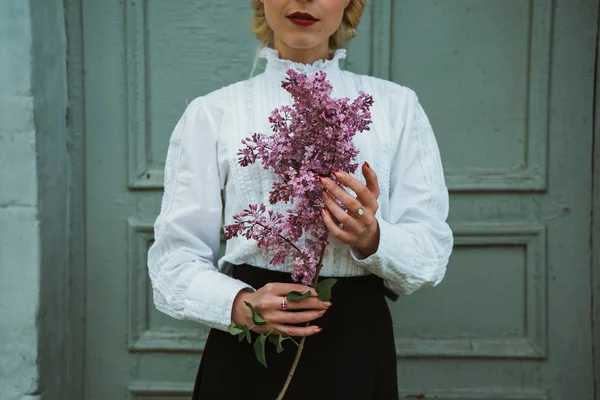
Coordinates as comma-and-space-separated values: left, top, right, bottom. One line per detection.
147, 48, 453, 332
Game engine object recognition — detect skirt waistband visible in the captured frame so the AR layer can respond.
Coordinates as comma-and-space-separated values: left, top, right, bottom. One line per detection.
232, 264, 399, 301
232, 264, 385, 299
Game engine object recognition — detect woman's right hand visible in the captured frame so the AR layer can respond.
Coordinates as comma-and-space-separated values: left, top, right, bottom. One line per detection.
231, 283, 331, 337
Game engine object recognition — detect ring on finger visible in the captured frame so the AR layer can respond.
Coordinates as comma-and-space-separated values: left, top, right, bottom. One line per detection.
355, 207, 365, 217
280, 296, 288, 311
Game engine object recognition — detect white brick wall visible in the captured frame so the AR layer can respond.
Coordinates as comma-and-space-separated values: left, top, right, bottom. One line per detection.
0, 2, 42, 399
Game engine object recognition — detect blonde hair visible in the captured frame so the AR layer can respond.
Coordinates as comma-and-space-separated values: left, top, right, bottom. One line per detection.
250, 0, 366, 50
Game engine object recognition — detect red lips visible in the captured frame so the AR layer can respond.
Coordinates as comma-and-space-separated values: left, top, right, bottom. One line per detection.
287, 11, 319, 26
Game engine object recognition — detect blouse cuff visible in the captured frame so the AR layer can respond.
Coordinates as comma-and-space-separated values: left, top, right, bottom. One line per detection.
350, 216, 396, 267
183, 268, 254, 331
350, 216, 448, 295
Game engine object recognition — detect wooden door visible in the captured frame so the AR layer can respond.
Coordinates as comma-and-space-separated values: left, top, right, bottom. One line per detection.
81, 0, 598, 398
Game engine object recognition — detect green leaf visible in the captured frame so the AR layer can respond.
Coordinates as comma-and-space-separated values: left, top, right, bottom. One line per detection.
253, 334, 268, 368
246, 330, 252, 344
227, 322, 245, 336
286, 290, 312, 301
244, 301, 266, 325
315, 278, 337, 302
268, 334, 278, 346
276, 335, 288, 354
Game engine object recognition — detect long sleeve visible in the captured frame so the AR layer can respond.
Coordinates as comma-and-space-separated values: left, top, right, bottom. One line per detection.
147, 97, 252, 331
351, 90, 454, 294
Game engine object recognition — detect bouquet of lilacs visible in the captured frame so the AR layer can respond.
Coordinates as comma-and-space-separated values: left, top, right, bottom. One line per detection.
225, 67, 373, 398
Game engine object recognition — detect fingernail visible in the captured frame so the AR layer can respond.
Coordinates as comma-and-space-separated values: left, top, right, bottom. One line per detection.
319, 310, 326, 316
315, 327, 323, 332
333, 171, 345, 179
324, 302, 332, 308
364, 161, 371, 170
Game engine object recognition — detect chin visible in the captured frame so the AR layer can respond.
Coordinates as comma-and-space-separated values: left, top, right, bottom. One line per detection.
281, 36, 325, 51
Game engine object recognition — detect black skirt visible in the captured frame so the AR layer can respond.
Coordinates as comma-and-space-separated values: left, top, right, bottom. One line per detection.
192, 264, 399, 400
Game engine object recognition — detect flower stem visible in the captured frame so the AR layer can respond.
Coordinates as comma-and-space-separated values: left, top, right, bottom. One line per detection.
248, 221, 304, 254
276, 246, 327, 400
265, 322, 300, 347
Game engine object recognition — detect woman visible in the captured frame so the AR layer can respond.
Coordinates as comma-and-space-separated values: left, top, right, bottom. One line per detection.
147, 0, 453, 399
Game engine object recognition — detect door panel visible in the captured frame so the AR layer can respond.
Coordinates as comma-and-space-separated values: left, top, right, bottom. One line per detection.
387, 1, 596, 399
82, 0, 597, 398
392, 0, 551, 191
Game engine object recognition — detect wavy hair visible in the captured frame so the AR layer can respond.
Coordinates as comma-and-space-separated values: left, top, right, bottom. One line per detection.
250, 0, 366, 50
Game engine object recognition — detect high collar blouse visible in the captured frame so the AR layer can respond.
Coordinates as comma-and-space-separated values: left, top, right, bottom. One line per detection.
147, 48, 454, 332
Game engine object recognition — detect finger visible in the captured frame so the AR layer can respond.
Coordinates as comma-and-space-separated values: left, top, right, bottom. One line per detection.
263, 293, 330, 313
286, 296, 331, 311
362, 162, 380, 200
267, 309, 326, 325
320, 176, 364, 216
272, 324, 322, 337
332, 170, 378, 210
252, 323, 321, 337
323, 191, 360, 232
262, 282, 318, 297
251, 325, 276, 335
321, 208, 353, 243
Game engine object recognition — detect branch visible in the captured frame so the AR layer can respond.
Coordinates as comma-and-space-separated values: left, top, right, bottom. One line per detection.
276, 246, 327, 400
237, 219, 304, 255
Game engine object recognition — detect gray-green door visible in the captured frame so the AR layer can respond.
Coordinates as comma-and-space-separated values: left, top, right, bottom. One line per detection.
82, 1, 598, 398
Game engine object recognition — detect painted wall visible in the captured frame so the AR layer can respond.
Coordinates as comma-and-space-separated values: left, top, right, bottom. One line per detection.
0, 0, 72, 398
0, 2, 42, 398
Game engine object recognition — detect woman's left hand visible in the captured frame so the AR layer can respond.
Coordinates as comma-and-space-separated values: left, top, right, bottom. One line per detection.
320, 162, 381, 258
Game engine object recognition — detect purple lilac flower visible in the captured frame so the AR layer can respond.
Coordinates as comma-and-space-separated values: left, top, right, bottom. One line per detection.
224, 69, 374, 285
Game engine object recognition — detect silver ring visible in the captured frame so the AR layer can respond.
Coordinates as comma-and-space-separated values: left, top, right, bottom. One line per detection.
356, 207, 364, 216
281, 296, 288, 311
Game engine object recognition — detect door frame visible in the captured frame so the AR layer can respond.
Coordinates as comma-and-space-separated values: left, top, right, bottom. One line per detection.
64, 1, 600, 398
65, 0, 86, 398
592, 7, 600, 397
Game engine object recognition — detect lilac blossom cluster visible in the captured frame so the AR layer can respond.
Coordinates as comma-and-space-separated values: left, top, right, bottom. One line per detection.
224, 69, 374, 285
